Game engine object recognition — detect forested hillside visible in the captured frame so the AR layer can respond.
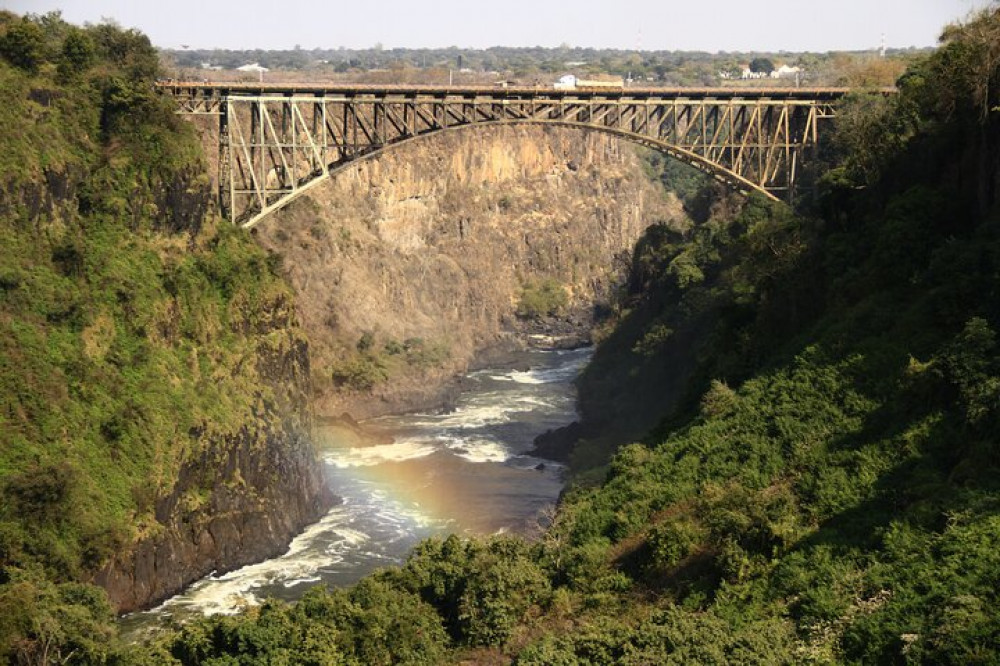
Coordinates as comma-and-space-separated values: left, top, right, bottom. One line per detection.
519, 10, 1000, 657
136, 9, 1000, 665
0, 12, 330, 663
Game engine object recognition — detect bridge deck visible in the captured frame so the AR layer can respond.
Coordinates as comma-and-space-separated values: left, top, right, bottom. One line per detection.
156, 81, 869, 102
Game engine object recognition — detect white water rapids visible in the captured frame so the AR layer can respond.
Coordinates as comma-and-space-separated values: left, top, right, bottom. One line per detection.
120, 346, 589, 634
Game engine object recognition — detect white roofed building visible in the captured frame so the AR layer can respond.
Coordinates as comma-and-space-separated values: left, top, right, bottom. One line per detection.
236, 62, 269, 81
236, 63, 269, 73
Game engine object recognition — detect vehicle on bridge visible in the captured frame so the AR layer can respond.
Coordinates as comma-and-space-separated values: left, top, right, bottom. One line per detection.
554, 74, 624, 90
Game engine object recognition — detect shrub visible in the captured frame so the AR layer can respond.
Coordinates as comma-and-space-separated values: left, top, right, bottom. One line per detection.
400, 535, 552, 647
699, 379, 738, 418
632, 323, 674, 357
516, 278, 568, 320
57, 27, 93, 79
330, 353, 388, 391
403, 337, 450, 368
647, 517, 707, 571
0, 18, 45, 72
356, 330, 376, 353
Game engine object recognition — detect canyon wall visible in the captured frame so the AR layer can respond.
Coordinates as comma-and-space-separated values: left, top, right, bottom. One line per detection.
93, 293, 334, 613
0, 61, 335, 615
250, 125, 686, 419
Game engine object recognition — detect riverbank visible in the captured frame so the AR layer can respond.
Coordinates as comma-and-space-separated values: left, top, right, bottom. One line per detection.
119, 346, 590, 636
321, 312, 595, 422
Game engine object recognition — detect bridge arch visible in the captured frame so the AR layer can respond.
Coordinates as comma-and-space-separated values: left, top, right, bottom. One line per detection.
247, 119, 773, 229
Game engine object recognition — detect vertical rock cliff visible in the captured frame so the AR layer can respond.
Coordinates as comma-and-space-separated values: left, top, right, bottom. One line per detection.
250, 125, 685, 419
93, 295, 334, 613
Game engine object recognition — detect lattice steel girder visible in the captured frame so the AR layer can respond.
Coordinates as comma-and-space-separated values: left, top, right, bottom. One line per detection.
165, 86, 853, 228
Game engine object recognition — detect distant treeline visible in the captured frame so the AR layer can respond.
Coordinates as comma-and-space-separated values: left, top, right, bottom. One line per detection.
162, 45, 930, 86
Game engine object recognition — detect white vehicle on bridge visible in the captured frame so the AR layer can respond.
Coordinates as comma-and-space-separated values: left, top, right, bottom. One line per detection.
554, 74, 625, 90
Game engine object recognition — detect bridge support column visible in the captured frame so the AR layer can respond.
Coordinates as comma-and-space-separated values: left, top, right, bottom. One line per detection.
219, 100, 233, 222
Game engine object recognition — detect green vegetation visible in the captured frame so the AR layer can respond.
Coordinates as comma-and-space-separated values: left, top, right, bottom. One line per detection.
330, 353, 390, 391
139, 8, 1000, 664
330, 333, 450, 391
0, 11, 313, 663
639, 149, 714, 218
4, 5, 1000, 664
516, 278, 569, 320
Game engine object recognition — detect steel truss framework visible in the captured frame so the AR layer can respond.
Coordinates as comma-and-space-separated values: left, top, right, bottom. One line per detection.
160, 83, 847, 228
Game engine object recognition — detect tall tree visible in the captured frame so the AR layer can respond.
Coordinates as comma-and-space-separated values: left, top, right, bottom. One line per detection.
749, 57, 774, 74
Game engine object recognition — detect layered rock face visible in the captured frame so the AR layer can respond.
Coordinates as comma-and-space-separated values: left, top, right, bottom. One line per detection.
2, 157, 334, 613
251, 125, 684, 419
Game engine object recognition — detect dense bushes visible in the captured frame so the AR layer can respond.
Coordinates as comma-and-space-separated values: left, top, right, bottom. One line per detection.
0, 573, 115, 666
330, 333, 451, 392
0, 11, 311, 662
0, 17, 45, 72
395, 535, 551, 646
157, 584, 450, 666
141, 536, 550, 664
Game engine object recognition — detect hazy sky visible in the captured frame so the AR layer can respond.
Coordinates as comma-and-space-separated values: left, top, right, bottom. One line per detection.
3, 0, 987, 52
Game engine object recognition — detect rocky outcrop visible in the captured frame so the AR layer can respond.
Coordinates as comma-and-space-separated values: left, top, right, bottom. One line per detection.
95, 426, 331, 614
529, 420, 588, 462
95, 306, 334, 614
250, 125, 686, 419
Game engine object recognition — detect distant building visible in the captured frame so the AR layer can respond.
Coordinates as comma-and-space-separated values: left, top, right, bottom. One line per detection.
737, 64, 802, 81
200, 62, 223, 71
772, 64, 802, 79
236, 62, 269, 81
236, 62, 269, 73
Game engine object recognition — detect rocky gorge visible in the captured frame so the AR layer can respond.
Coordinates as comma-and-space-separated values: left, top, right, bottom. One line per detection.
248, 125, 686, 420
48, 118, 687, 616
1, 22, 694, 635
97, 121, 682, 613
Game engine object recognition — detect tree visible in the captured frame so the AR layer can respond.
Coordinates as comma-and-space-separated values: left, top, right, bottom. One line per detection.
938, 6, 1000, 120
89, 21, 159, 81
0, 18, 46, 72
749, 57, 774, 74
828, 92, 910, 185
57, 27, 93, 79
0, 577, 115, 666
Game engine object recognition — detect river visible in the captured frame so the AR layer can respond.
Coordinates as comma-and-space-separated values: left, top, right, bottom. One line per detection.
120, 345, 589, 633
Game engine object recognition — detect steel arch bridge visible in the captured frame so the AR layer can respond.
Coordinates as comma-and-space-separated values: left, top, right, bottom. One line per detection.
158, 82, 855, 229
